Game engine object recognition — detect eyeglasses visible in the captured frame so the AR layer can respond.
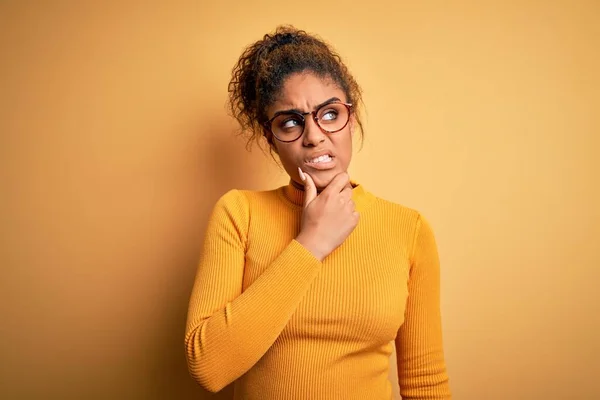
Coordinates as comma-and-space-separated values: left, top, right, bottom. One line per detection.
263, 101, 353, 143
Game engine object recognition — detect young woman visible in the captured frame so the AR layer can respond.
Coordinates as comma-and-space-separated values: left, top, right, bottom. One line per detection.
185, 26, 451, 399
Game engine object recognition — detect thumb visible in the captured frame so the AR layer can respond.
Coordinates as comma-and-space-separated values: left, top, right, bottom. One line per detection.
299, 168, 317, 207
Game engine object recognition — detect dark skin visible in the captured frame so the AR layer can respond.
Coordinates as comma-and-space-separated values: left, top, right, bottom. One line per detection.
265, 72, 359, 260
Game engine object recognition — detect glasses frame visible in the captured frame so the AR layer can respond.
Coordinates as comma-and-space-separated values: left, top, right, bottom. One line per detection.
263, 101, 354, 143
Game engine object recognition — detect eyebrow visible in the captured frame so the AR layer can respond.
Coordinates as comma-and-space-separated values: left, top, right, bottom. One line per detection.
272, 97, 341, 118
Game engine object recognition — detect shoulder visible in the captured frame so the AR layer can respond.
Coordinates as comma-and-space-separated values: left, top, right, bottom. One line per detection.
208, 188, 277, 240
206, 190, 248, 232
370, 194, 422, 225
212, 187, 281, 216
213, 189, 248, 213
369, 194, 436, 246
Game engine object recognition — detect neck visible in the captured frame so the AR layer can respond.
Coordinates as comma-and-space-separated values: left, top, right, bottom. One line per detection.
290, 178, 355, 194
280, 178, 375, 212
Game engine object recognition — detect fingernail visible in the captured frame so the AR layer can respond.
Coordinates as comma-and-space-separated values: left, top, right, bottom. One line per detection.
298, 167, 306, 182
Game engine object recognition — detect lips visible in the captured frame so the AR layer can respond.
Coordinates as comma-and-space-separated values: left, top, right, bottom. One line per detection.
304, 151, 336, 170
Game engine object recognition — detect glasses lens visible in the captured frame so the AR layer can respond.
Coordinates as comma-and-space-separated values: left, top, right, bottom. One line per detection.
317, 103, 349, 132
271, 113, 304, 142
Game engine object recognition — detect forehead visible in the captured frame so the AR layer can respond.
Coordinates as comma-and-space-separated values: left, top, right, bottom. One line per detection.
270, 72, 346, 112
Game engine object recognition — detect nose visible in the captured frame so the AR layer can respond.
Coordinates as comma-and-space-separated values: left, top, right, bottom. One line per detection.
302, 114, 326, 147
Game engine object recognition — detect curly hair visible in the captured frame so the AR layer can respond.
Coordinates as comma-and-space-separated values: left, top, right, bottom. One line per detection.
228, 25, 364, 152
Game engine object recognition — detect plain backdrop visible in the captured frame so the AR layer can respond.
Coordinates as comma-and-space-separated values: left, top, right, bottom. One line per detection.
1, 1, 599, 399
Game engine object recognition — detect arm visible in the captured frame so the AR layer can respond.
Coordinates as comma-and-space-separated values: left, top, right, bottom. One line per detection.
184, 190, 322, 392
395, 214, 451, 399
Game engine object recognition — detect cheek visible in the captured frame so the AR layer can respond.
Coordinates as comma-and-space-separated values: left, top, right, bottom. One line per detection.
335, 132, 353, 164
275, 144, 301, 170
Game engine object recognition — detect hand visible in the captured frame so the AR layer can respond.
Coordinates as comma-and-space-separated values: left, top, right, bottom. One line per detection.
295, 168, 360, 261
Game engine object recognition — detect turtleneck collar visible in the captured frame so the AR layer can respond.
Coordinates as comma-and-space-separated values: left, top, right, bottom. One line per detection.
278, 179, 376, 212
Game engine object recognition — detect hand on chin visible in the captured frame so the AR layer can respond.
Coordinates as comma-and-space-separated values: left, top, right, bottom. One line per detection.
307, 169, 338, 191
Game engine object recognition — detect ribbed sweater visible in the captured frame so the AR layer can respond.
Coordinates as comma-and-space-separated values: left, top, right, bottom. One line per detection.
185, 181, 451, 399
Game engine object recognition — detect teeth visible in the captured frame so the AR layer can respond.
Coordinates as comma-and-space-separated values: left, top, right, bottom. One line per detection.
310, 155, 332, 163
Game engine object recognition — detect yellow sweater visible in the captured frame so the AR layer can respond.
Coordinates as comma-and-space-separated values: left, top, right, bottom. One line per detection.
185, 182, 451, 399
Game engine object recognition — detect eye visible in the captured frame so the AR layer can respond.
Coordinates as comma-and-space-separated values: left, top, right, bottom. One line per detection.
282, 118, 299, 128
321, 109, 338, 121
280, 116, 302, 129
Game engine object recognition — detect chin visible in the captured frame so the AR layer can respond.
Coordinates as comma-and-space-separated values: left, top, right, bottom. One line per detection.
309, 169, 338, 189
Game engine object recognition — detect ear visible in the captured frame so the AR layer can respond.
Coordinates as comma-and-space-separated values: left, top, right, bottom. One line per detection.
349, 114, 356, 136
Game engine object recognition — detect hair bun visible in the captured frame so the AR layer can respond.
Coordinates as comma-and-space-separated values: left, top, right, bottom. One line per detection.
261, 27, 306, 55
273, 31, 297, 46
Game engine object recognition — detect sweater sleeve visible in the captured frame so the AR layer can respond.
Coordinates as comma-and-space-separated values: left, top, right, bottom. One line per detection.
184, 190, 322, 393
395, 214, 451, 399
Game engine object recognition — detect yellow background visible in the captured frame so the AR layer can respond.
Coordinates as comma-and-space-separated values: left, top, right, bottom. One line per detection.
1, 1, 599, 399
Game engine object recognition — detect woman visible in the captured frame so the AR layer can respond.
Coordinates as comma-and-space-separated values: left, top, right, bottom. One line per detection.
185, 26, 451, 399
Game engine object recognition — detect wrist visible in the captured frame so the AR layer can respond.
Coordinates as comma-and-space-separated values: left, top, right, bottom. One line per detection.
295, 233, 327, 262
